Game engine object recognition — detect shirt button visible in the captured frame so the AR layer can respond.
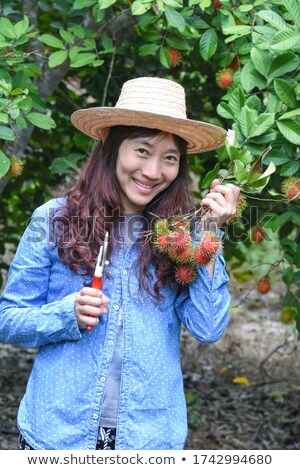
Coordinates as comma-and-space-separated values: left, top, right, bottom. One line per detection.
114, 305, 120, 311
123, 269, 127, 275
100, 376, 106, 382
108, 340, 113, 346
93, 413, 99, 420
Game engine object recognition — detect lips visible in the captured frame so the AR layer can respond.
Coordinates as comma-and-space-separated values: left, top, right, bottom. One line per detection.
132, 177, 158, 190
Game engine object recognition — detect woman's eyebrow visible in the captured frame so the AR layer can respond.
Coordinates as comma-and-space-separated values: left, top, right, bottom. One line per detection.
133, 139, 180, 155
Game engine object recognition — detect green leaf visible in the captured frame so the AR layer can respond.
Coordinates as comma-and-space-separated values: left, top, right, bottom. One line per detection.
237, 106, 256, 137
70, 53, 97, 68
0, 18, 16, 39
73, 0, 97, 8
39, 34, 66, 49
98, 0, 118, 9
159, 47, 171, 68
257, 161, 276, 180
268, 53, 299, 80
250, 113, 275, 138
222, 25, 251, 36
277, 119, 300, 145
270, 29, 300, 52
233, 160, 247, 183
14, 16, 30, 38
245, 95, 262, 113
165, 6, 186, 33
166, 36, 191, 51
138, 44, 160, 56
274, 79, 297, 109
0, 125, 15, 141
279, 109, 300, 120
228, 86, 245, 115
131, 1, 153, 15
26, 112, 56, 130
59, 28, 74, 45
250, 48, 272, 76
282, 267, 294, 285
201, 163, 221, 189
199, 29, 218, 61
241, 62, 267, 93
217, 102, 235, 120
50, 153, 83, 174
282, 0, 300, 29
280, 160, 300, 177
49, 50, 68, 68
256, 10, 289, 30
0, 150, 10, 178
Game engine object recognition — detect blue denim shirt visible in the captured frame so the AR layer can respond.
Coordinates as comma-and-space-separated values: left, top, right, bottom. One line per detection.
0, 198, 230, 450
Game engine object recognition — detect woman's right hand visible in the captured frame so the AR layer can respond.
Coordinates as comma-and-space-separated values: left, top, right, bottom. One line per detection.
75, 287, 109, 329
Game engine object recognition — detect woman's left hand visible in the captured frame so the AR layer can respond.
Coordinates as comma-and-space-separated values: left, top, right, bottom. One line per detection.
200, 179, 240, 229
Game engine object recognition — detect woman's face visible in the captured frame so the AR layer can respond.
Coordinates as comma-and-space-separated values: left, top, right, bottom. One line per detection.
116, 132, 181, 213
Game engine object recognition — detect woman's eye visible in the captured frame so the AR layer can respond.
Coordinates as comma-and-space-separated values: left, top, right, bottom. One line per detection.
137, 148, 148, 156
165, 155, 178, 162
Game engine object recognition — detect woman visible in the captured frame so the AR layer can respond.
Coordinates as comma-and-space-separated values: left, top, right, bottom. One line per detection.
0, 77, 240, 450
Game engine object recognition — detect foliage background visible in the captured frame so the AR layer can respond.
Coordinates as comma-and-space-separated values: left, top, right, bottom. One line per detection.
0, 0, 299, 332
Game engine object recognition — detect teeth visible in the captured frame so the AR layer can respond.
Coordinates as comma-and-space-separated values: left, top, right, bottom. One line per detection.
133, 178, 155, 189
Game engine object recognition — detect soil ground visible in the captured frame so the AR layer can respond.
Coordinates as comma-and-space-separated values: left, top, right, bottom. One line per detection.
0, 281, 299, 451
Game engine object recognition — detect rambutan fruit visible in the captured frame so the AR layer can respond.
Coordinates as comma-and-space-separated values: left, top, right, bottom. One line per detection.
256, 277, 271, 295
168, 245, 194, 264
251, 226, 265, 244
168, 48, 182, 67
216, 68, 233, 89
227, 194, 247, 223
155, 233, 172, 253
175, 264, 198, 285
200, 232, 221, 258
194, 245, 212, 266
7, 156, 24, 177
154, 218, 170, 235
212, 0, 223, 8
281, 177, 300, 200
170, 229, 191, 251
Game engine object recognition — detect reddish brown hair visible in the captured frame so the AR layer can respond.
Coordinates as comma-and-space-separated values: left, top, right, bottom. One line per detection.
53, 126, 191, 300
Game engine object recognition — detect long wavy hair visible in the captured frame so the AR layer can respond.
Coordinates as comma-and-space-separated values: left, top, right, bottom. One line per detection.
52, 126, 192, 300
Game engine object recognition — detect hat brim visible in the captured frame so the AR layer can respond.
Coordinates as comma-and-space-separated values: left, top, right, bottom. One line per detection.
71, 108, 226, 154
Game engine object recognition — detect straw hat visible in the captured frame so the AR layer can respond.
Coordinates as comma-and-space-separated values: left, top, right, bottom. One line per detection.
71, 77, 226, 154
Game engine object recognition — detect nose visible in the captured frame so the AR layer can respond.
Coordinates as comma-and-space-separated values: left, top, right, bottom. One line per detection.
141, 158, 162, 180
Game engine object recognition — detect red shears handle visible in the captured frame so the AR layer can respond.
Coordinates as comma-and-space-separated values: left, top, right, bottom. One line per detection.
86, 276, 103, 331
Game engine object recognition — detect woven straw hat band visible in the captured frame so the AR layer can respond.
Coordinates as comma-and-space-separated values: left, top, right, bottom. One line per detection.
115, 78, 187, 119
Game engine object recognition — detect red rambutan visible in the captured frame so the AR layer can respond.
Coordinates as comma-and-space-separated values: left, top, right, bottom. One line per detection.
194, 245, 212, 266
168, 48, 182, 67
251, 226, 265, 244
170, 229, 191, 251
200, 232, 221, 258
257, 277, 271, 295
216, 68, 233, 89
175, 264, 198, 285
281, 177, 300, 200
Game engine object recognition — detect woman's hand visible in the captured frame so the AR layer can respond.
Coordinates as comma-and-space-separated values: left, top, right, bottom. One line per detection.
75, 287, 109, 329
200, 179, 240, 229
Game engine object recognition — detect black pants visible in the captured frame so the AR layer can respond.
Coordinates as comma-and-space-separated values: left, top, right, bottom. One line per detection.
19, 427, 116, 450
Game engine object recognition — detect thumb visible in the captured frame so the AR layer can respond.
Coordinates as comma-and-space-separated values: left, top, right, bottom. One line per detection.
210, 178, 220, 190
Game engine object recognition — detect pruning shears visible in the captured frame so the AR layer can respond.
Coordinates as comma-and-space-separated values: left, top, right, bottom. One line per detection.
86, 231, 109, 330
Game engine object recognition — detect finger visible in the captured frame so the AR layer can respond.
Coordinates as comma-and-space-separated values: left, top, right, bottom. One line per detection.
77, 294, 103, 308
201, 192, 227, 208
210, 179, 220, 190
210, 184, 239, 204
80, 287, 103, 297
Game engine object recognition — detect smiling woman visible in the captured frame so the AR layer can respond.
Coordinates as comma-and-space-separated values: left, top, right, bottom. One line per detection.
0, 77, 240, 451
116, 132, 181, 213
